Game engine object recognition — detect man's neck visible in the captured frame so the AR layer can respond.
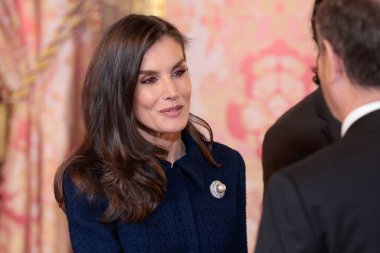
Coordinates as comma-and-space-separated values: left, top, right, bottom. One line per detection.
338, 86, 380, 122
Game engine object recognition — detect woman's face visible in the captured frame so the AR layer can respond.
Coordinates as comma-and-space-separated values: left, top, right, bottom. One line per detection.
133, 36, 191, 140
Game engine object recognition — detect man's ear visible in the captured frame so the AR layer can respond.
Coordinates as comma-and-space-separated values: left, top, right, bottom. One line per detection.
322, 39, 345, 83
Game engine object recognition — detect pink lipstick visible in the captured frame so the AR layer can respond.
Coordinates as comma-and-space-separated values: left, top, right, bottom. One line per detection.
160, 105, 183, 117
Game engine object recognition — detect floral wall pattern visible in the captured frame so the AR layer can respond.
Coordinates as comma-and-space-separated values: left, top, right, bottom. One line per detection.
0, 0, 318, 252
165, 0, 317, 251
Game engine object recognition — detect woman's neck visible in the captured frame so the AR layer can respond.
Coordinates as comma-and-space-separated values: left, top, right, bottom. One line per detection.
139, 130, 186, 164
163, 136, 186, 164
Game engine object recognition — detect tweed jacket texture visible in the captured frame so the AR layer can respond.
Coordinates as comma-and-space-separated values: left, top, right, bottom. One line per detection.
63, 133, 247, 253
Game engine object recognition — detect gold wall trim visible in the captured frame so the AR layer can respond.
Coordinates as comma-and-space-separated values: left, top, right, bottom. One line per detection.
131, 0, 166, 17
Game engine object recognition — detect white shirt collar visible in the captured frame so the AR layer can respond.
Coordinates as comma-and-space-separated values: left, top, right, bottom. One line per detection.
341, 100, 380, 137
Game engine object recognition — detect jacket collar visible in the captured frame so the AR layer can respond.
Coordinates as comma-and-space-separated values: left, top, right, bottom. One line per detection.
341, 101, 380, 137
160, 131, 208, 190
345, 109, 380, 138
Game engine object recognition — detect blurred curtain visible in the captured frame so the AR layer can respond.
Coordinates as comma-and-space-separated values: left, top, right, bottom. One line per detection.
0, 1, 99, 252
0, 0, 167, 252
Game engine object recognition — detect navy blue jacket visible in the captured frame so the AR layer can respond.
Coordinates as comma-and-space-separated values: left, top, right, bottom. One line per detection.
63, 134, 247, 252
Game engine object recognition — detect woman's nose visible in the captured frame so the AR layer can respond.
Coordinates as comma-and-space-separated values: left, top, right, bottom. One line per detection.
163, 78, 179, 100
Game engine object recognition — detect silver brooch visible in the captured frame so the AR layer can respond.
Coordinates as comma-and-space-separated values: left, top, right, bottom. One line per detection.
210, 180, 226, 199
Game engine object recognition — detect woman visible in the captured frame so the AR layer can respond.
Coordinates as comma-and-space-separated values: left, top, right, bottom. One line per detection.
54, 14, 247, 253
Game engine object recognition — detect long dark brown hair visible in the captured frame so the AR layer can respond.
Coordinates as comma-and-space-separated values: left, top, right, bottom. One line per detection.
54, 14, 220, 223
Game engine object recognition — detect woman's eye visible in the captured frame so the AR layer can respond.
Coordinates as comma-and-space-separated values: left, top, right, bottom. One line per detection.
173, 68, 187, 77
141, 77, 158, 84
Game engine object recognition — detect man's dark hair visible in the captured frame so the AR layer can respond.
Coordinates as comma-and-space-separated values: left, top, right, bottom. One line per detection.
311, 0, 324, 85
311, 0, 324, 43
317, 0, 380, 87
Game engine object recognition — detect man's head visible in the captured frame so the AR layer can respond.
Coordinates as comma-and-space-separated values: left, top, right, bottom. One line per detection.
315, 0, 380, 120
316, 0, 380, 88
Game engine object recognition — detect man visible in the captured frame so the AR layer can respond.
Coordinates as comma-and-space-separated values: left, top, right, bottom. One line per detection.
255, 0, 380, 252
262, 0, 340, 189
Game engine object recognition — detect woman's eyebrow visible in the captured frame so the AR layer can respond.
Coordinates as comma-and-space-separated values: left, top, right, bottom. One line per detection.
139, 70, 157, 75
139, 59, 186, 75
171, 59, 186, 70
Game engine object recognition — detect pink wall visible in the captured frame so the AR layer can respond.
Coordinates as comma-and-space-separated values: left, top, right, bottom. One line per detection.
0, 0, 318, 252
166, 0, 318, 250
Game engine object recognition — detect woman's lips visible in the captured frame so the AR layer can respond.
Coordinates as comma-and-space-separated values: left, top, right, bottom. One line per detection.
160, 105, 183, 117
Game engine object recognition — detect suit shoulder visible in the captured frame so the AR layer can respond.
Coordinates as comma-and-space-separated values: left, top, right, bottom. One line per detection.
283, 142, 339, 178
276, 89, 322, 123
264, 90, 325, 143
282, 134, 380, 190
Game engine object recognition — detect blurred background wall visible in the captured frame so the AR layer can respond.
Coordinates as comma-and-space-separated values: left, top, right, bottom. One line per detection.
0, 0, 317, 252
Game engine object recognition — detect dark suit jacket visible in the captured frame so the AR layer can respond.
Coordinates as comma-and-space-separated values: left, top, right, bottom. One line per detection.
255, 109, 380, 253
262, 87, 340, 189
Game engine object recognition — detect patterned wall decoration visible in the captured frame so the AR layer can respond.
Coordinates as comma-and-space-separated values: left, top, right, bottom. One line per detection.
165, 0, 318, 251
0, 0, 318, 252
0, 1, 166, 252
